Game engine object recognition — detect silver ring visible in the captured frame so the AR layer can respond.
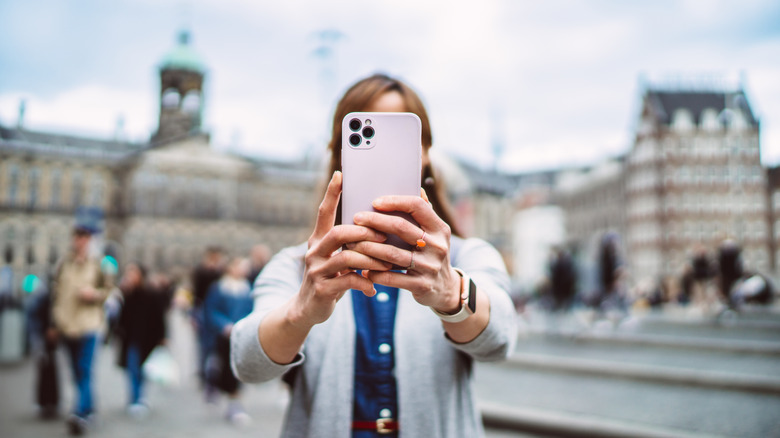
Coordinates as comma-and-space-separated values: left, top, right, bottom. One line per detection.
408, 250, 415, 270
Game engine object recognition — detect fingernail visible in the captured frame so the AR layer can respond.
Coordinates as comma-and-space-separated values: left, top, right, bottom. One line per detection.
353, 213, 365, 223
376, 233, 387, 242
361, 270, 369, 278
346, 243, 356, 250
372, 198, 385, 207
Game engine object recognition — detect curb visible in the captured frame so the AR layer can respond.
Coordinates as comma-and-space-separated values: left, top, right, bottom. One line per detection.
480, 401, 727, 438
637, 314, 780, 332
502, 353, 780, 395
530, 329, 780, 355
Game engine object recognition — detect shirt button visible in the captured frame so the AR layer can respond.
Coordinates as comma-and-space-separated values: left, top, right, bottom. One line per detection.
378, 343, 392, 354
379, 408, 392, 418
376, 292, 389, 302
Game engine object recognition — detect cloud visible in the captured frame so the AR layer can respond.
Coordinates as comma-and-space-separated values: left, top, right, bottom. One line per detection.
0, 86, 156, 142
1, 0, 779, 170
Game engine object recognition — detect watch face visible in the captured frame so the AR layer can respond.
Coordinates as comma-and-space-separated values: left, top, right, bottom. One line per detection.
467, 279, 477, 314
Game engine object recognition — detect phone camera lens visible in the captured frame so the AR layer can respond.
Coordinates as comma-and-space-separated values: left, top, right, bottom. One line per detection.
362, 126, 375, 138
349, 134, 362, 147
349, 118, 362, 131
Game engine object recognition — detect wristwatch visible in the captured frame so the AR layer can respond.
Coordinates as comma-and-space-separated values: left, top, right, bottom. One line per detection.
430, 267, 476, 323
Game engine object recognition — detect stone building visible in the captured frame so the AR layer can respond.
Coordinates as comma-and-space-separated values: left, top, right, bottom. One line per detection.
555, 158, 628, 254
627, 86, 767, 280
551, 82, 770, 286
0, 30, 318, 296
765, 166, 780, 272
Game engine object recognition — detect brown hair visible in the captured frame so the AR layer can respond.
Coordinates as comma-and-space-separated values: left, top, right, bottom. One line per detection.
327, 73, 462, 236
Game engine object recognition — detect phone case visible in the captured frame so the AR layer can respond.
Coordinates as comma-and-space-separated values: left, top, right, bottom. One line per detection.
341, 112, 422, 252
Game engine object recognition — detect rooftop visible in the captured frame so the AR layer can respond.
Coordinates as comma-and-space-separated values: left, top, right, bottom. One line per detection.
159, 30, 207, 73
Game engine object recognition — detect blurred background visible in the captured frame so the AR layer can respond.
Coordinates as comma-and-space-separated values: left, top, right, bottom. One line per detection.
1, 1, 780, 437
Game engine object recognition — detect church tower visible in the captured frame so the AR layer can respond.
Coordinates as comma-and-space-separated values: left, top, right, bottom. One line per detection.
153, 29, 207, 143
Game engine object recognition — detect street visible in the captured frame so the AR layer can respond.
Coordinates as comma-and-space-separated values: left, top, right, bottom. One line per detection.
0, 310, 536, 438
1, 305, 779, 437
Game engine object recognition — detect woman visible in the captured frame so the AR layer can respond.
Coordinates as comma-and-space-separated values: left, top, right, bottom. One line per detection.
116, 262, 167, 417
231, 74, 517, 437
203, 257, 254, 424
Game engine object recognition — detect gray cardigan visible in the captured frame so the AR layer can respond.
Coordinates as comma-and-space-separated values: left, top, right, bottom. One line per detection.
231, 237, 517, 438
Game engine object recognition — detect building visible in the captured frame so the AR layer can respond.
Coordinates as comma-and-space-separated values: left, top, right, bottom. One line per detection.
552, 80, 771, 287
457, 161, 558, 281
765, 166, 780, 272
0, 30, 318, 296
626, 85, 768, 280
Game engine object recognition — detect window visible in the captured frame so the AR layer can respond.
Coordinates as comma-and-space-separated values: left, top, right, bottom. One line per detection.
50, 169, 62, 209
71, 171, 84, 208
161, 88, 181, 108
181, 91, 201, 114
88, 175, 103, 207
672, 109, 695, 132
701, 108, 721, 132
8, 165, 21, 206
28, 167, 40, 209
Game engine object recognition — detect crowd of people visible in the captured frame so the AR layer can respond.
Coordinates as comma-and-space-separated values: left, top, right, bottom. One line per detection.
25, 74, 519, 438
26, 223, 270, 435
19, 72, 774, 438
537, 233, 775, 317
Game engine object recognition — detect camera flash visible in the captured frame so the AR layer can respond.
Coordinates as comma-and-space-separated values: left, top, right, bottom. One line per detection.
365, 119, 372, 126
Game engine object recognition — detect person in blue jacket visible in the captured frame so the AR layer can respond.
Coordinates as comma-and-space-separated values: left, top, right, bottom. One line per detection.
203, 257, 253, 424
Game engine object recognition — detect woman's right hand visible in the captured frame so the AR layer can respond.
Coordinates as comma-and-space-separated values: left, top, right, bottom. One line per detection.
288, 171, 391, 328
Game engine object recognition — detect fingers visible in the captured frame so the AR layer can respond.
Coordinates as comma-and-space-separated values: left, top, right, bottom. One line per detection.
318, 249, 392, 277
365, 270, 427, 295
321, 271, 376, 297
353, 211, 426, 247
347, 241, 432, 273
371, 195, 447, 235
420, 187, 430, 204
312, 171, 343, 241
314, 224, 387, 256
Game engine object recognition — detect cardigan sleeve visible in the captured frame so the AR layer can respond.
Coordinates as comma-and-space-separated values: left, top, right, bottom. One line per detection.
230, 244, 307, 383
446, 237, 518, 362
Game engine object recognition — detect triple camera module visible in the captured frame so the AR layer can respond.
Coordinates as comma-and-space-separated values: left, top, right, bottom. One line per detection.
348, 118, 374, 147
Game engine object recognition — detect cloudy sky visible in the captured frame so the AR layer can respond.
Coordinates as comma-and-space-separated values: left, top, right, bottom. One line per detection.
1, 0, 779, 172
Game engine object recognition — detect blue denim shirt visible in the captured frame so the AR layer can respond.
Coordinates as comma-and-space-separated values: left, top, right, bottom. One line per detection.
351, 284, 399, 438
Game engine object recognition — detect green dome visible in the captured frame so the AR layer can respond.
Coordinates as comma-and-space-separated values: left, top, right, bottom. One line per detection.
159, 30, 206, 73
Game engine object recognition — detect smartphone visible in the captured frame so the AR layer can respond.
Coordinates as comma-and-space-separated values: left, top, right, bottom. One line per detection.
341, 112, 422, 253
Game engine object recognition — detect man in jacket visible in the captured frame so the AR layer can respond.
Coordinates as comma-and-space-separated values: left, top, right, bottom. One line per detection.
50, 225, 110, 435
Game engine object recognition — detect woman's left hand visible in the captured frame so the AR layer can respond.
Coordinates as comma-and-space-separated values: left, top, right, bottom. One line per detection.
350, 195, 462, 315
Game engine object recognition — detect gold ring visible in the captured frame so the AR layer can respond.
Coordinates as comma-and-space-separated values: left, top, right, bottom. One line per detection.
416, 231, 427, 248
408, 250, 415, 270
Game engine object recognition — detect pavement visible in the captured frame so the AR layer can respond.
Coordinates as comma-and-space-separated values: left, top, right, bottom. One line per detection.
0, 310, 289, 438
0, 311, 535, 438
2, 303, 779, 438
474, 303, 780, 438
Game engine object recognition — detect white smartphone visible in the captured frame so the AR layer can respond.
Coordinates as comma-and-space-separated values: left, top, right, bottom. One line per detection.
341, 112, 422, 253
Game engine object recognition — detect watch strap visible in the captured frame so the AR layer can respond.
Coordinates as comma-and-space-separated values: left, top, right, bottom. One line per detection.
430, 268, 475, 323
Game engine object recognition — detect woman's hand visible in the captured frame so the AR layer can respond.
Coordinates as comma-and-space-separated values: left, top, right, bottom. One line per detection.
349, 194, 462, 315
289, 171, 392, 329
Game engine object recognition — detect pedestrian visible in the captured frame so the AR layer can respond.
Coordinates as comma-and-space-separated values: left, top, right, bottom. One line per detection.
116, 262, 167, 418
50, 225, 111, 435
190, 247, 225, 393
230, 74, 517, 437
247, 244, 271, 286
717, 239, 743, 305
549, 246, 577, 312
597, 231, 625, 312
203, 257, 253, 424
27, 285, 60, 419
689, 244, 716, 312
